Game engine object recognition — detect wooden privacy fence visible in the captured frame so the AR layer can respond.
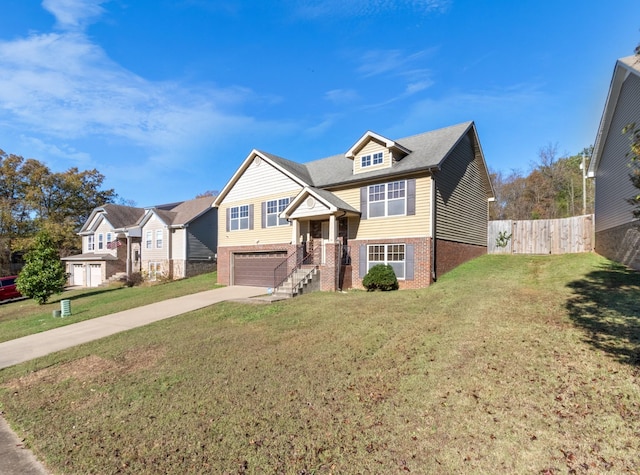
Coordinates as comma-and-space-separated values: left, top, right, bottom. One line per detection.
488, 215, 594, 255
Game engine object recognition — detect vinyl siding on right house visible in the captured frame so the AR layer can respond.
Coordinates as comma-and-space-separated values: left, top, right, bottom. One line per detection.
435, 132, 488, 246
594, 71, 640, 233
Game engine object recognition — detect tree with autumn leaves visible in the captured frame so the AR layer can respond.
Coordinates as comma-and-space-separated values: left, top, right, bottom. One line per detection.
0, 149, 117, 274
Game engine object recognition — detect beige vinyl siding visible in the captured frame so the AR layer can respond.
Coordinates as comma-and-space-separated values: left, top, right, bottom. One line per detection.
435, 132, 488, 246
332, 175, 432, 239
172, 228, 185, 260
594, 71, 640, 233
225, 158, 301, 203
142, 215, 168, 260
353, 140, 390, 175
219, 191, 300, 247
95, 220, 117, 255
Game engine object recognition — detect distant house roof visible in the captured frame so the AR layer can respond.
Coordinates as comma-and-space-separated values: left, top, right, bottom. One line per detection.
79, 203, 145, 233
589, 55, 640, 176
142, 196, 217, 227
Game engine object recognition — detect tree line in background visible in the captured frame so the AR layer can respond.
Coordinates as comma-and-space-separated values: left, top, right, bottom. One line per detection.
489, 144, 594, 221
0, 149, 117, 274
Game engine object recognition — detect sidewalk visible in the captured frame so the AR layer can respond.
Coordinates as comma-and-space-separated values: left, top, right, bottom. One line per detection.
0, 285, 267, 475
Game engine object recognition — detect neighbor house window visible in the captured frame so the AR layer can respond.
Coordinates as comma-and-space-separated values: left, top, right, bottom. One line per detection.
97, 233, 104, 250
361, 152, 383, 168
266, 198, 290, 227
106, 233, 113, 246
146, 231, 152, 249
230, 205, 250, 230
156, 229, 163, 248
368, 180, 406, 217
148, 262, 161, 281
368, 244, 406, 279
87, 235, 94, 251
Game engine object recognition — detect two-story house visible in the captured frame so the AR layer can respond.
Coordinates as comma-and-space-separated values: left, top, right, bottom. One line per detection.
588, 55, 640, 270
214, 121, 494, 292
62, 196, 218, 286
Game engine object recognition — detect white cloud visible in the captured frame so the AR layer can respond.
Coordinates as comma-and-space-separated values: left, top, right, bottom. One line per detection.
324, 88, 359, 104
42, 0, 107, 31
292, 0, 451, 19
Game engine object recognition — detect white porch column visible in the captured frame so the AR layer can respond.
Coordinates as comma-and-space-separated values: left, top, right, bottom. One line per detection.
329, 214, 336, 243
291, 219, 300, 244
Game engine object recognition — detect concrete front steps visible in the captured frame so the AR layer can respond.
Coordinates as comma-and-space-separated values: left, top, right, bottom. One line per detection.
273, 267, 319, 299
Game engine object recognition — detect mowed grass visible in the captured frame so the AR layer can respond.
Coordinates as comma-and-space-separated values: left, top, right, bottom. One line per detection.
1, 254, 639, 474
0, 272, 221, 343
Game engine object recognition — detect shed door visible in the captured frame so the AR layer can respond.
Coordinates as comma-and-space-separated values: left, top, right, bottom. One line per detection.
73, 264, 84, 286
89, 264, 102, 287
233, 252, 287, 287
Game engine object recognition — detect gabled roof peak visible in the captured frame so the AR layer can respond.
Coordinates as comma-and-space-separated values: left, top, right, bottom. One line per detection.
345, 131, 412, 159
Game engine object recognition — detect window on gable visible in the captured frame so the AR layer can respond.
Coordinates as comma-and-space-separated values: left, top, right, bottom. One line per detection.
146, 231, 152, 249
87, 235, 94, 251
368, 180, 406, 218
367, 244, 406, 279
266, 198, 290, 227
97, 233, 104, 250
230, 205, 250, 230
361, 152, 384, 168
156, 229, 163, 248
106, 233, 113, 246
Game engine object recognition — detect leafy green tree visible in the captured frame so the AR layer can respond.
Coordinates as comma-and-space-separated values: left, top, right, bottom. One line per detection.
624, 45, 640, 219
16, 231, 68, 304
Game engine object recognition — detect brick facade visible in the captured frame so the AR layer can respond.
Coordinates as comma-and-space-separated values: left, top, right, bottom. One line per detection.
349, 237, 433, 290
434, 239, 486, 279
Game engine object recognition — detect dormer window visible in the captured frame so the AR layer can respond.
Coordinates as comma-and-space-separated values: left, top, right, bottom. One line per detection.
361, 152, 384, 168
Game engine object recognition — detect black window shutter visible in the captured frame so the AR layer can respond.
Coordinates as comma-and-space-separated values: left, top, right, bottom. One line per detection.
407, 178, 416, 216
249, 204, 254, 230
261, 202, 266, 228
405, 244, 415, 280
359, 245, 368, 278
360, 187, 368, 220
226, 208, 230, 232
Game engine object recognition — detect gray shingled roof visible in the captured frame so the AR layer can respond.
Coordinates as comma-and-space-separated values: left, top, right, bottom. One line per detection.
79, 203, 145, 232
165, 196, 216, 225
257, 150, 314, 184
306, 122, 473, 187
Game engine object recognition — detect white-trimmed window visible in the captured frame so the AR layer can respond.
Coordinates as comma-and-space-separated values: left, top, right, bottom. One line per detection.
369, 180, 406, 217
106, 233, 113, 246
97, 233, 104, 250
230, 205, 250, 230
87, 235, 94, 251
368, 244, 406, 279
156, 229, 163, 248
266, 198, 290, 227
146, 231, 152, 249
361, 152, 383, 168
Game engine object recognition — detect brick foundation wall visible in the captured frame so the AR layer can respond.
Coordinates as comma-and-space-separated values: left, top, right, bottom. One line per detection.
435, 239, 486, 279
595, 222, 640, 270
184, 260, 217, 278
350, 237, 432, 290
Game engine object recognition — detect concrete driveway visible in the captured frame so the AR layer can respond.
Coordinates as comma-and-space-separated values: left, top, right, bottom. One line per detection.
0, 285, 266, 370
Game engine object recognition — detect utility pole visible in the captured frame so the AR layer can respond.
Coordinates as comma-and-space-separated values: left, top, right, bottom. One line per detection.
579, 153, 587, 215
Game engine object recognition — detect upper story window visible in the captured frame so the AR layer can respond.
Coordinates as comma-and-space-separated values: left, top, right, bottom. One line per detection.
230, 205, 250, 230
106, 233, 113, 246
156, 229, 163, 248
361, 151, 384, 168
97, 233, 104, 250
266, 198, 290, 227
87, 235, 94, 251
146, 231, 152, 249
368, 180, 406, 217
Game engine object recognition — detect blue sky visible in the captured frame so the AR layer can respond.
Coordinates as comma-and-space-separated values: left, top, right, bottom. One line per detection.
0, 0, 638, 207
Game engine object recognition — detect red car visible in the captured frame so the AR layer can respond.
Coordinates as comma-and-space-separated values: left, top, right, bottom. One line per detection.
0, 276, 22, 302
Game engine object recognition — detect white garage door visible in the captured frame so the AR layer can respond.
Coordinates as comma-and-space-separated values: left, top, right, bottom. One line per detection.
89, 264, 102, 287
72, 264, 84, 286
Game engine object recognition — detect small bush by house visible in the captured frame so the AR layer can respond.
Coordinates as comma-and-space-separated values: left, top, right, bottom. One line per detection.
362, 264, 399, 291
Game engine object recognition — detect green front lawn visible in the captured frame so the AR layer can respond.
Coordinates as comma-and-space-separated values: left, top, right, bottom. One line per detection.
1, 254, 639, 474
0, 272, 221, 343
